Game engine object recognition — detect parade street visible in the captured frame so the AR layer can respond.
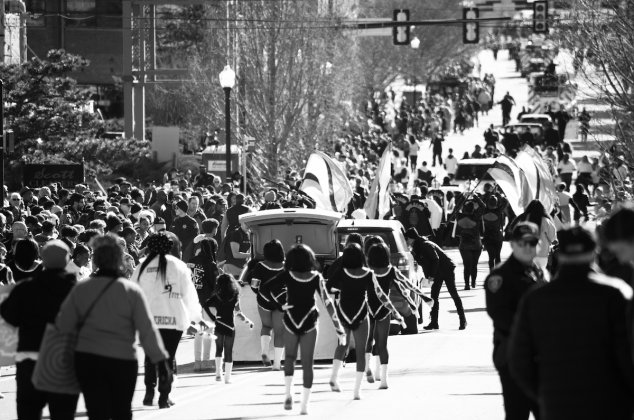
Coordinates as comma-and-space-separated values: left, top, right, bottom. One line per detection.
0, 247, 510, 420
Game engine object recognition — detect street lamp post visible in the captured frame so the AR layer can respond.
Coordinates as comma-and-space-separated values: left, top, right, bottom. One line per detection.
219, 65, 236, 181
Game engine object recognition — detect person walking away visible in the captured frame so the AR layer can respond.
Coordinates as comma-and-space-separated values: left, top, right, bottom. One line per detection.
509, 200, 557, 272
431, 134, 444, 167
498, 92, 516, 126
571, 184, 590, 224
187, 237, 218, 372
509, 226, 634, 420
578, 108, 591, 142
263, 244, 346, 414
328, 244, 404, 399
408, 136, 419, 170
55, 235, 170, 420
482, 196, 505, 270
205, 273, 254, 383
243, 239, 286, 370
576, 156, 593, 191
485, 222, 545, 420
555, 183, 579, 227
444, 149, 458, 180
365, 243, 432, 388
133, 232, 204, 409
554, 105, 570, 141
454, 201, 483, 290
0, 241, 78, 420
557, 153, 576, 191
405, 228, 466, 330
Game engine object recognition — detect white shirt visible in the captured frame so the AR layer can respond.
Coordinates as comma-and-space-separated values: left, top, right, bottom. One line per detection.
445, 156, 459, 175
66, 260, 91, 281
558, 160, 577, 174
132, 255, 202, 331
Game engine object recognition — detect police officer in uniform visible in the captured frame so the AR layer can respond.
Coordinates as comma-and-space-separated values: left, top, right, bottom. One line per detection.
485, 222, 545, 420
509, 226, 634, 420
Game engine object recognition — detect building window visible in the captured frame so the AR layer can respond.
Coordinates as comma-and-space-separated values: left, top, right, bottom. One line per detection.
98, 0, 122, 28
25, 0, 46, 27
66, 0, 97, 27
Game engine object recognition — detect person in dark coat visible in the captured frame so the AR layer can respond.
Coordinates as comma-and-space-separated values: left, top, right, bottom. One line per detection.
509, 226, 634, 420
0, 240, 78, 420
405, 228, 466, 330
485, 222, 546, 420
170, 200, 199, 262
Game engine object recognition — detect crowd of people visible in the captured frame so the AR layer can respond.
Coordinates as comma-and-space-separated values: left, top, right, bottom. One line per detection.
1, 46, 634, 420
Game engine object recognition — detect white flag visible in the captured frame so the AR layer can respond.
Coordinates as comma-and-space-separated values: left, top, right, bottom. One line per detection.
364, 143, 392, 219
300, 151, 353, 213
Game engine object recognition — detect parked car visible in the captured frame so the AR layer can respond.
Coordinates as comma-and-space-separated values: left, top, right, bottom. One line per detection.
503, 122, 545, 144
239, 208, 342, 272
335, 219, 423, 334
454, 158, 496, 190
519, 113, 555, 127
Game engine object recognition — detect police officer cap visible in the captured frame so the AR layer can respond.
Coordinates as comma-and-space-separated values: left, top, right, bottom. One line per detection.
511, 222, 539, 242
557, 226, 596, 264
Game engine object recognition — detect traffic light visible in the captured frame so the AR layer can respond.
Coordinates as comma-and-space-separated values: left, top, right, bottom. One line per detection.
533, 1, 548, 33
463, 7, 479, 44
393, 9, 410, 46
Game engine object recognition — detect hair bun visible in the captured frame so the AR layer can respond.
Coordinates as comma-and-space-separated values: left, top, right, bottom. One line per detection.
147, 233, 173, 255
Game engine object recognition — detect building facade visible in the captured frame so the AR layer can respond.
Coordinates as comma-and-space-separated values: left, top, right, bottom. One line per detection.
25, 0, 122, 85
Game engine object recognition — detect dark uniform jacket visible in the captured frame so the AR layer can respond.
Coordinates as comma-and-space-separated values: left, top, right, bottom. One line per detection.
485, 255, 544, 370
0, 268, 77, 352
171, 215, 199, 262
508, 267, 634, 420
412, 237, 455, 279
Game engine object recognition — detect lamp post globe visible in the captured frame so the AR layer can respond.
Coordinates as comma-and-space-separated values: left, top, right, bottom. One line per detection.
219, 65, 236, 180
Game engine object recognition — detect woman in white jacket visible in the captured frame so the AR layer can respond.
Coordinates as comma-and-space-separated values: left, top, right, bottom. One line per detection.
133, 232, 204, 409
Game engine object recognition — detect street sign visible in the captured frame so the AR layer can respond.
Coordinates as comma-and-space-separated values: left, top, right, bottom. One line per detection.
22, 163, 85, 188
463, 8, 480, 44
533, 1, 548, 33
392, 9, 410, 46
244, 135, 256, 153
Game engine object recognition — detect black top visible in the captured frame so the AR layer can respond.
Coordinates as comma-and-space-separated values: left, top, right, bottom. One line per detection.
245, 261, 285, 311
411, 237, 455, 278
485, 255, 544, 369
8, 261, 42, 283
0, 268, 77, 352
206, 294, 238, 331
509, 267, 634, 419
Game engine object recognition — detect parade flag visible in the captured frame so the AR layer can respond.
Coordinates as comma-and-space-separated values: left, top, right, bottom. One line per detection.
487, 154, 532, 215
300, 151, 353, 213
520, 145, 556, 213
364, 143, 392, 219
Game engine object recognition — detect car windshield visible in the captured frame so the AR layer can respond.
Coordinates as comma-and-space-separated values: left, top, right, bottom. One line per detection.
337, 230, 398, 254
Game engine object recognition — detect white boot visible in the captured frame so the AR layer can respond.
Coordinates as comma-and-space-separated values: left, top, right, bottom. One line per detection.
273, 347, 284, 371
224, 362, 233, 384
260, 335, 272, 366
379, 364, 389, 389
353, 371, 363, 400
364, 353, 374, 383
375, 356, 381, 381
300, 387, 311, 415
284, 375, 294, 410
193, 333, 203, 371
202, 333, 212, 370
215, 357, 223, 381
329, 359, 342, 392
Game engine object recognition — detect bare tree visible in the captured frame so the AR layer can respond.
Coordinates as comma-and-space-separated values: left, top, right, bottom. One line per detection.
556, 0, 634, 197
